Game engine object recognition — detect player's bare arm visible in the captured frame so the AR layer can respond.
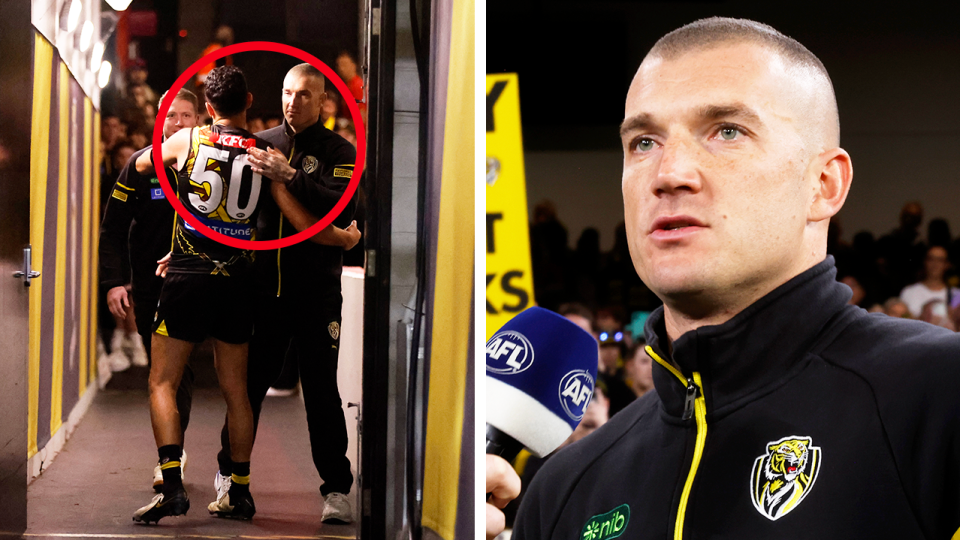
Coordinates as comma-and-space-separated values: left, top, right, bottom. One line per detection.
269, 181, 361, 249
247, 146, 295, 184
134, 127, 192, 174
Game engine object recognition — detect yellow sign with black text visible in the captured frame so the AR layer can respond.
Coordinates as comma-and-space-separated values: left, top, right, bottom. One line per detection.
486, 74, 535, 339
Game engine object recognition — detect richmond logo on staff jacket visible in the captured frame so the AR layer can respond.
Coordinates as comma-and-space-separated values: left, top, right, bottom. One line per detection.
750, 436, 822, 520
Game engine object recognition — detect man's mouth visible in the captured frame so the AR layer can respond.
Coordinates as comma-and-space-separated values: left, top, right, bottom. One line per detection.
650, 216, 706, 233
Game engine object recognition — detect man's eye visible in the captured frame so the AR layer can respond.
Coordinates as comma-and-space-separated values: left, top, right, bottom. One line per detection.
634, 138, 656, 152
719, 127, 740, 140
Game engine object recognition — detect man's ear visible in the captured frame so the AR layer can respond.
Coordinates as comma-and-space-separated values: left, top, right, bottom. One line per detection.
809, 147, 853, 223
205, 101, 216, 118
246, 92, 254, 109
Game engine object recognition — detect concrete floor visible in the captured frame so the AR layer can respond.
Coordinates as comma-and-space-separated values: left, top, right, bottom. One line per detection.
24, 360, 357, 540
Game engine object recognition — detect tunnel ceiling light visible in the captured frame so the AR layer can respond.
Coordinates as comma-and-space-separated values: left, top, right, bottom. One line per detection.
91, 42, 104, 72
80, 20, 94, 51
67, 0, 82, 33
98, 61, 112, 88
105, 0, 133, 11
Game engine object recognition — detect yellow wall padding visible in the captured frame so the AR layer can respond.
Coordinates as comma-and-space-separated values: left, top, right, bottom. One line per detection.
28, 33, 54, 458
50, 61, 70, 437
79, 97, 92, 397
421, 0, 475, 536
90, 111, 100, 386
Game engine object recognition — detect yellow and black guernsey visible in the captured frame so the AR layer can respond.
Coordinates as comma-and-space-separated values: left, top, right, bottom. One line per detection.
168, 124, 270, 276
514, 257, 960, 540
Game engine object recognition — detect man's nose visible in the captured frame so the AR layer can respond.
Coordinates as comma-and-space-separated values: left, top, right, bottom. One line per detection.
653, 139, 702, 196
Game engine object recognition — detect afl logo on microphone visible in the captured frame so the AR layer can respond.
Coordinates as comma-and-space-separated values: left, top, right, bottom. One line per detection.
559, 370, 594, 421
486, 331, 534, 375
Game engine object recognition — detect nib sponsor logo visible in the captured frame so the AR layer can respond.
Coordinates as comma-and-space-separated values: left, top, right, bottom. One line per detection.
581, 504, 630, 540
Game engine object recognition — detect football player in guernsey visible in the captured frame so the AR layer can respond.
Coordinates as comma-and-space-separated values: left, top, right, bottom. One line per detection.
99, 87, 199, 495
130, 65, 359, 524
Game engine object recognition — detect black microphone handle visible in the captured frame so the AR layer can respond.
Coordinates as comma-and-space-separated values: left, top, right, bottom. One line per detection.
486, 424, 525, 463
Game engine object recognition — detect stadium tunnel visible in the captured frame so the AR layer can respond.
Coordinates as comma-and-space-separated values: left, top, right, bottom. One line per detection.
0, 0, 473, 539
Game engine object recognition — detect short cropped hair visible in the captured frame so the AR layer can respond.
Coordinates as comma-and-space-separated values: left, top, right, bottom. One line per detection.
158, 88, 199, 113
650, 17, 827, 77
203, 66, 248, 117
287, 62, 325, 90
648, 17, 839, 143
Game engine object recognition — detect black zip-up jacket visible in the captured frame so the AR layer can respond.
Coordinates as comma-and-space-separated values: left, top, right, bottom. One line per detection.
253, 119, 357, 295
99, 146, 176, 301
514, 258, 960, 540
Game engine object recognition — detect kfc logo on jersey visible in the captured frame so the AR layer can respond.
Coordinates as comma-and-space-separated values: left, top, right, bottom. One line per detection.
486, 331, 534, 375
208, 131, 256, 149
559, 370, 594, 421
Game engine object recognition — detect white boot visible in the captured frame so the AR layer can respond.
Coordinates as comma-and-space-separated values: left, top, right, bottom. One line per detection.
129, 333, 149, 367
96, 336, 112, 389
108, 329, 132, 372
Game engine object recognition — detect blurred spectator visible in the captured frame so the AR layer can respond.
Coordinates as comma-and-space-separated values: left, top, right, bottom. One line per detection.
878, 201, 925, 295
529, 200, 568, 311
827, 216, 854, 271
838, 273, 878, 310
120, 83, 156, 133
264, 114, 282, 129
322, 92, 340, 130
335, 119, 357, 147
128, 129, 149, 150
927, 218, 952, 248
101, 114, 125, 154
100, 138, 136, 218
569, 228, 601, 308
124, 59, 158, 107
600, 223, 660, 316
623, 342, 654, 398
883, 297, 910, 318
196, 25, 234, 87
248, 116, 266, 134
335, 51, 366, 121
899, 245, 957, 327
557, 302, 596, 337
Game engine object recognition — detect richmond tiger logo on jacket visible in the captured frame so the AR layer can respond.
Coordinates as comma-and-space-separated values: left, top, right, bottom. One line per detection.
750, 436, 822, 520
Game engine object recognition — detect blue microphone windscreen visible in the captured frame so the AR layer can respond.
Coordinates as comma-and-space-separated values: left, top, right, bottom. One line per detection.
486, 307, 599, 456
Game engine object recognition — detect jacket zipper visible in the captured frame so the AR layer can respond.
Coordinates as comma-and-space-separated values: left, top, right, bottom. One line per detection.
276, 143, 297, 297
645, 346, 708, 540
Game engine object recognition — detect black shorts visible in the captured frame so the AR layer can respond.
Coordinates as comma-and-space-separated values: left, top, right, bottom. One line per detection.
152, 272, 254, 344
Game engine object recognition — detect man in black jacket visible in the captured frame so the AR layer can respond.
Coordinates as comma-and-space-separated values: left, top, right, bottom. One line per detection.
216, 62, 359, 524
513, 17, 960, 540
99, 87, 198, 493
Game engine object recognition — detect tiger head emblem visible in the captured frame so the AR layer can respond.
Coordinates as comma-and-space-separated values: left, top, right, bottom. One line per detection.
750, 436, 822, 521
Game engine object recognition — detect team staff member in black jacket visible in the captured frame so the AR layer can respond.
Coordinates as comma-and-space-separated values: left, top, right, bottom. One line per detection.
216, 63, 359, 524
513, 18, 960, 540
99, 87, 199, 493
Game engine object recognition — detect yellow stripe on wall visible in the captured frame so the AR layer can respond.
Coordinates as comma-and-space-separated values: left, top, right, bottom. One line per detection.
28, 34, 54, 459
90, 111, 100, 386
79, 97, 92, 397
50, 61, 69, 437
421, 0, 475, 536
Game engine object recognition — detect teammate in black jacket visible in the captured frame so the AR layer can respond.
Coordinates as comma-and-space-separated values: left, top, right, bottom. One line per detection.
508, 18, 960, 540
216, 62, 360, 524
98, 88, 198, 492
